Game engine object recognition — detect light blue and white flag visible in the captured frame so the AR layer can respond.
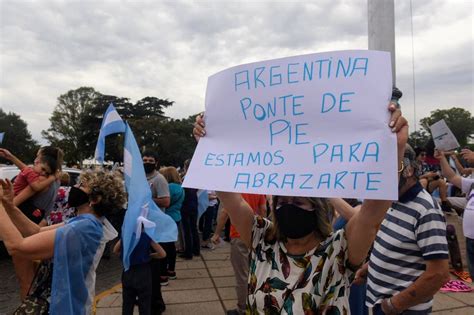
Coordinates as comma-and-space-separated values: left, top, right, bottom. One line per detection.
197, 189, 210, 220
122, 122, 177, 270
0, 132, 4, 144
94, 104, 126, 163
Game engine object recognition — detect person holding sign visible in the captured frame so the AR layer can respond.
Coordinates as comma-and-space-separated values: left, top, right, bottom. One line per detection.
192, 103, 408, 314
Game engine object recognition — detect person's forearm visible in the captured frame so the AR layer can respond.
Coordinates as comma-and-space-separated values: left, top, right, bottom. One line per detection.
8, 154, 27, 170
391, 270, 448, 312
29, 176, 55, 192
153, 197, 170, 209
3, 202, 40, 236
214, 208, 229, 237
440, 157, 456, 180
346, 199, 392, 266
113, 240, 121, 255
0, 204, 25, 256
438, 156, 460, 188
329, 198, 358, 221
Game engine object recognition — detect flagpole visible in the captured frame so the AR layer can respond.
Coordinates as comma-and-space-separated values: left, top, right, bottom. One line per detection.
368, 0, 396, 86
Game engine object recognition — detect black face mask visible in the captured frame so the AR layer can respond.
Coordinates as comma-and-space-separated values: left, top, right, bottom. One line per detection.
68, 186, 90, 208
275, 204, 316, 239
143, 163, 155, 174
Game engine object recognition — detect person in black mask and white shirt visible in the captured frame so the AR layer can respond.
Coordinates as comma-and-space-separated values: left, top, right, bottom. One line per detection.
193, 103, 408, 314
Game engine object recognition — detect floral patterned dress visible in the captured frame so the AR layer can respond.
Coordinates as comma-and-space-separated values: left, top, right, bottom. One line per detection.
247, 217, 355, 315
47, 186, 76, 225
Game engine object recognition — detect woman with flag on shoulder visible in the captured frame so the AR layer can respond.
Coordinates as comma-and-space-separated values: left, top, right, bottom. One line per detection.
0, 169, 125, 314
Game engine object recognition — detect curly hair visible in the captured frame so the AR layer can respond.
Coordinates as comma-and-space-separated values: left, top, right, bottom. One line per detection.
79, 170, 127, 216
265, 196, 333, 243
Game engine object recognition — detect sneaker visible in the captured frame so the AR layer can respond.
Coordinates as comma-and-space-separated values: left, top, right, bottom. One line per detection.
201, 241, 215, 250
160, 276, 169, 286
167, 270, 177, 280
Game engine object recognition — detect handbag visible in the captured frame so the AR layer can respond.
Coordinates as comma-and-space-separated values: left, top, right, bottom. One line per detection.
13, 296, 49, 315
13, 261, 53, 315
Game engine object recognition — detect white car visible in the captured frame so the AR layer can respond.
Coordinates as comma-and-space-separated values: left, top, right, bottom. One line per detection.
0, 165, 20, 180
0, 165, 81, 186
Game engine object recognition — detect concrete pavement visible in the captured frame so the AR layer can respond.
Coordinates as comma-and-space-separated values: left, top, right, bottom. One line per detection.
95, 233, 474, 315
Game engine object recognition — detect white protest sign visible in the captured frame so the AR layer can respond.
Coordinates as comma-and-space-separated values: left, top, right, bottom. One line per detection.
430, 119, 460, 151
183, 50, 397, 200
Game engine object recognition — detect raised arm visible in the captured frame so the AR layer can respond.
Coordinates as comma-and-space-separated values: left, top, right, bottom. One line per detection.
0, 181, 56, 260
0, 148, 28, 170
434, 150, 462, 188
216, 192, 254, 247
345, 104, 408, 267
194, 114, 254, 247
1, 179, 42, 236
328, 198, 360, 221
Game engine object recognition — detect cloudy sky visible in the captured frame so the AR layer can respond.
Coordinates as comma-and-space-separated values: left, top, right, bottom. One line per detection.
0, 0, 472, 143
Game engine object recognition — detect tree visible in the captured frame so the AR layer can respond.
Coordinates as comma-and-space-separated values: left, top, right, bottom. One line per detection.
419, 107, 474, 148
80, 95, 173, 162
42, 87, 101, 164
0, 108, 39, 163
154, 116, 198, 167
408, 130, 431, 149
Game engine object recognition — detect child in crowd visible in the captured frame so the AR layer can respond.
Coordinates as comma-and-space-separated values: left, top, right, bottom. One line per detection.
114, 230, 166, 315
0, 147, 61, 222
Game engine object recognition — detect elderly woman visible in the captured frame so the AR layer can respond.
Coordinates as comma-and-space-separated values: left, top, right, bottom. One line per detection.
0, 170, 126, 315
193, 103, 408, 314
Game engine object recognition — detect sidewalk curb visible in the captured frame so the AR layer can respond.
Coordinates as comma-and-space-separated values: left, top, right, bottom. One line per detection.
93, 283, 122, 314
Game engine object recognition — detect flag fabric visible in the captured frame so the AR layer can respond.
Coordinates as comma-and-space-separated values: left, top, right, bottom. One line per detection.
94, 104, 126, 163
197, 189, 210, 220
0, 132, 4, 144
50, 214, 117, 314
122, 122, 177, 270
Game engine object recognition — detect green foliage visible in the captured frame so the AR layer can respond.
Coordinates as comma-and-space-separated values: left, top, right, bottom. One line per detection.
0, 108, 39, 163
154, 117, 197, 167
408, 130, 431, 149
42, 87, 199, 166
41, 87, 101, 164
419, 107, 474, 147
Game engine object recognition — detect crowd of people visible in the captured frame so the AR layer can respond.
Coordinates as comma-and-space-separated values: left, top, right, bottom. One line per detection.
0, 99, 473, 315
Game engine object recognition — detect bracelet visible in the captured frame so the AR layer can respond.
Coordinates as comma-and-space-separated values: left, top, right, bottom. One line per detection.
386, 297, 399, 314
398, 160, 405, 173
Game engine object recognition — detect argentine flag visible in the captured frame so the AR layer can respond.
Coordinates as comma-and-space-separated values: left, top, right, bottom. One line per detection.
122, 123, 178, 270
0, 132, 4, 144
94, 104, 126, 163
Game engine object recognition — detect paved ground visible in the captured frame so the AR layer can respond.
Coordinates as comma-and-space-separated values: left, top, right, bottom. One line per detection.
1, 212, 473, 315
94, 239, 474, 315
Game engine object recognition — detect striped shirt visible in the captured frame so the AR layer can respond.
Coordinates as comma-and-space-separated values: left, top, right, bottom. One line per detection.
366, 182, 448, 314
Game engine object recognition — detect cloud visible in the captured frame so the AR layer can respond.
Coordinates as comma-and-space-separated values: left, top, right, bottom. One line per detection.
0, 0, 472, 144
